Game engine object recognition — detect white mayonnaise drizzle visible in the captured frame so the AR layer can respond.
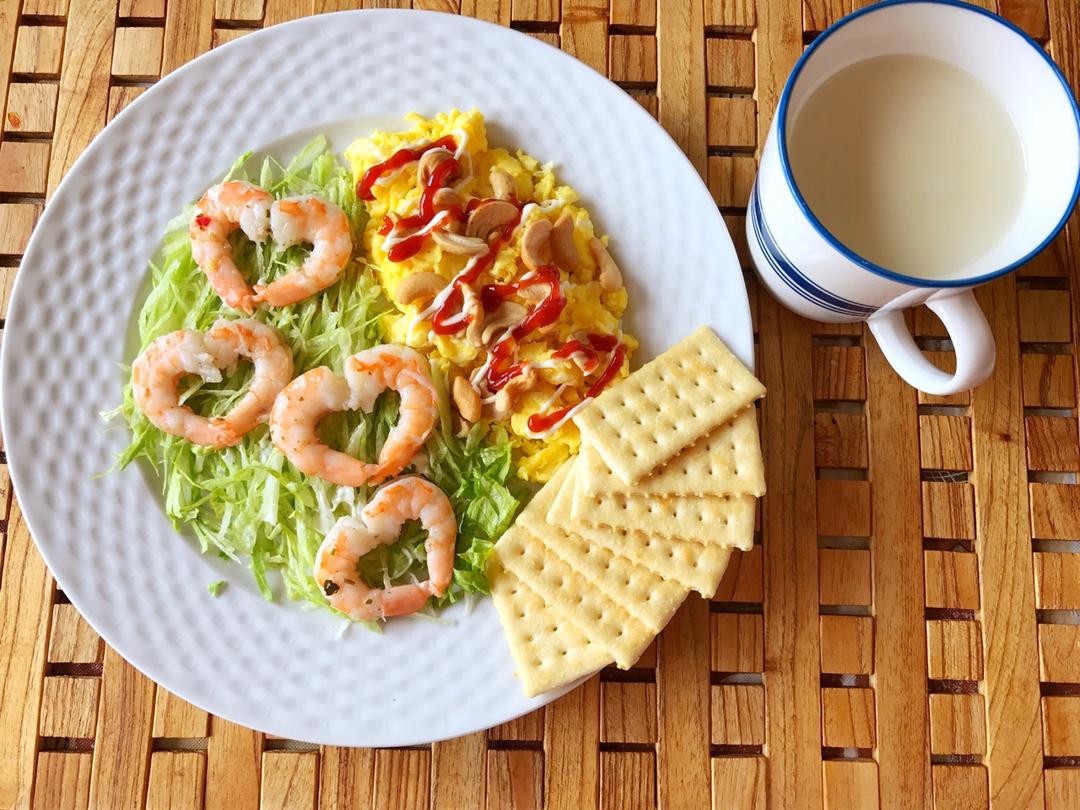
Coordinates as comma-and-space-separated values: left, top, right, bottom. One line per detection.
381, 209, 452, 251
526, 397, 593, 439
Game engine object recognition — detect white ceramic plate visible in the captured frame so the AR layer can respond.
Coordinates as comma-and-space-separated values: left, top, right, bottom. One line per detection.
1, 10, 751, 746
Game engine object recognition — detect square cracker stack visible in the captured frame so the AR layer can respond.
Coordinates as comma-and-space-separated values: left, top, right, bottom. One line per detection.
488, 327, 765, 696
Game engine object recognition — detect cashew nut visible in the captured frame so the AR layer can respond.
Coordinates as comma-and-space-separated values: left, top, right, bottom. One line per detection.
481, 301, 527, 344
418, 148, 456, 185
466, 199, 519, 241
433, 187, 462, 208
463, 287, 485, 347
490, 169, 516, 201
452, 376, 481, 423
521, 218, 553, 271
589, 238, 623, 292
493, 368, 538, 419
432, 229, 489, 256
394, 271, 447, 306
550, 212, 580, 272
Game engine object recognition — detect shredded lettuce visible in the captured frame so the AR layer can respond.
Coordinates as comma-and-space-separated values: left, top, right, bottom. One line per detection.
110, 139, 526, 615
207, 580, 227, 597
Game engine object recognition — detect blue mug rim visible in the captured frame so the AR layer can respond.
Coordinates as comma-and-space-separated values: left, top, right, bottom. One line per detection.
776, 0, 1080, 289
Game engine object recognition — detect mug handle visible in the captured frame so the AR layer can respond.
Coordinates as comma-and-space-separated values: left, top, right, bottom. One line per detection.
866, 290, 996, 396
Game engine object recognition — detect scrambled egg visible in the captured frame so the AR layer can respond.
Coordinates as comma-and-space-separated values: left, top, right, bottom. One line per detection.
345, 110, 636, 481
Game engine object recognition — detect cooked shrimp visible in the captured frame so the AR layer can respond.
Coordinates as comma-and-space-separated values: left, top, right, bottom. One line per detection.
269, 345, 438, 486
255, 195, 353, 307
190, 181, 273, 314
314, 477, 457, 621
133, 319, 292, 448
344, 345, 438, 483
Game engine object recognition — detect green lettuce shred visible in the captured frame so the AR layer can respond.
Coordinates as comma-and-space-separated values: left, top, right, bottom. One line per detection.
207, 580, 227, 597
110, 138, 525, 616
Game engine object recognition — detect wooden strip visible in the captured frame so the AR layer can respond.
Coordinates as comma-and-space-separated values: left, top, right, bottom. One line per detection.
261, 752, 318, 810
485, 750, 541, 810
1029, 483, 1080, 539
813, 346, 867, 401
119, 0, 166, 18
1021, 353, 1075, 408
1043, 697, 1080, 756
146, 752, 206, 810
216, 0, 264, 21
707, 154, 756, 208
460, 0, 511, 24
926, 621, 983, 681
5, 84, 59, 136
803, 0, 849, 33
47, 0, 117, 199
511, 0, 558, 22
374, 749, 430, 810
561, 0, 608, 74
818, 548, 872, 606
544, 677, 599, 810
706, 38, 755, 91
111, 26, 164, 80
866, 321, 931, 809
814, 412, 868, 469
0, 504, 53, 810
488, 710, 544, 742
1045, 768, 1080, 810
0, 201, 39, 254
704, 0, 755, 31
152, 688, 210, 738
1018, 289, 1072, 342
599, 751, 655, 810
39, 677, 99, 738
713, 544, 762, 603
107, 86, 144, 121
932, 765, 989, 810
319, 748, 374, 810
918, 415, 973, 471
823, 761, 879, 810
47, 605, 101, 663
0, 142, 50, 196
711, 612, 764, 673
999, 0, 1049, 40
206, 717, 262, 810
608, 33, 656, 83
819, 615, 873, 675
87, 646, 155, 809
706, 96, 756, 149
1025, 416, 1080, 472
918, 353, 970, 407
816, 479, 871, 536
711, 684, 765, 745
1035, 553, 1080, 609
924, 551, 980, 610
601, 682, 657, 743
31, 752, 92, 810
654, 4, 711, 809
13, 26, 65, 77
610, 0, 654, 27
922, 482, 976, 540
821, 688, 876, 749
710, 757, 765, 810
431, 733, 485, 810
971, 278, 1044, 809
0, 0, 19, 129
163, 0, 214, 73
264, 0, 313, 25
930, 694, 987, 756
1039, 624, 1080, 682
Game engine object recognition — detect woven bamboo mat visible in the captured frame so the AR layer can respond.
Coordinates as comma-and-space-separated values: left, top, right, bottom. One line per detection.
1, 0, 1079, 808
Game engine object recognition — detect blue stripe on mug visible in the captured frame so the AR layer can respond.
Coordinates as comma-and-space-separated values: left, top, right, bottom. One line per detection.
750, 185, 878, 318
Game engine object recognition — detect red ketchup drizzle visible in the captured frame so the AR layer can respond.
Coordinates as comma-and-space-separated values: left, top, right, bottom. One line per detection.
527, 343, 628, 434
429, 209, 523, 335
478, 267, 565, 391
385, 158, 463, 262
357, 135, 457, 200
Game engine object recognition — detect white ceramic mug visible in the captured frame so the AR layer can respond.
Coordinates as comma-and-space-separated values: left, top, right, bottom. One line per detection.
748, 0, 1080, 395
